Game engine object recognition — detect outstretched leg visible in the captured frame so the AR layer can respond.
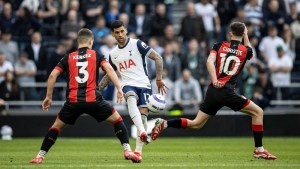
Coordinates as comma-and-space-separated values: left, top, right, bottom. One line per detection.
106, 110, 141, 163
240, 100, 277, 160
151, 111, 210, 140
30, 118, 67, 164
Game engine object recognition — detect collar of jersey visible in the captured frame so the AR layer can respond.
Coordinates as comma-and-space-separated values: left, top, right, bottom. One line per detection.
230, 40, 242, 44
118, 38, 130, 49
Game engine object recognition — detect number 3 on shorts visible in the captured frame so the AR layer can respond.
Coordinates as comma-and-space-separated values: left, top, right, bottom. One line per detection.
75, 61, 89, 83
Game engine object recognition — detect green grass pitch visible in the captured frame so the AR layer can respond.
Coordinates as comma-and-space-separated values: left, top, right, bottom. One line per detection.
0, 137, 300, 169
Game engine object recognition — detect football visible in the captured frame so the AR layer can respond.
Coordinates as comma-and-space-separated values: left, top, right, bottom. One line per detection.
147, 94, 166, 113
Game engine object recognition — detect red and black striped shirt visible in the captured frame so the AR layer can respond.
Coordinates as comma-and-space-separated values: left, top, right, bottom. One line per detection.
55, 47, 107, 103
210, 40, 253, 88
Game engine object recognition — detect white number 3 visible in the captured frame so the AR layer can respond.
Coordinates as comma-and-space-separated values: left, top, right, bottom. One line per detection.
75, 61, 89, 83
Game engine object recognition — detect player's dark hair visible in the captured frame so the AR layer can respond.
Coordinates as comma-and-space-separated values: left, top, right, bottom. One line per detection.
230, 22, 245, 37
111, 20, 124, 31
77, 28, 93, 43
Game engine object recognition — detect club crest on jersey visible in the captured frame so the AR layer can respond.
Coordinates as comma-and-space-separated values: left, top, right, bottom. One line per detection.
119, 59, 136, 71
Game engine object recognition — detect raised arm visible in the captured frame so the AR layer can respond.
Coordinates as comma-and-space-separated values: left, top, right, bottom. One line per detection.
101, 62, 123, 103
42, 69, 60, 111
148, 50, 168, 94
243, 25, 252, 48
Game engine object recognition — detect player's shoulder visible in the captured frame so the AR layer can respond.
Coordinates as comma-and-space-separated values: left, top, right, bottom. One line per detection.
109, 45, 119, 55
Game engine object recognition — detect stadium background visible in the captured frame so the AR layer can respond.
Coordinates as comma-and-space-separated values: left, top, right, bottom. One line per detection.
0, 0, 299, 138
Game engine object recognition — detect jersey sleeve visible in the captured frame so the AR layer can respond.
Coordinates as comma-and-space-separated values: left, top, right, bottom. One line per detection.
55, 54, 68, 73
210, 42, 222, 55
96, 51, 108, 68
108, 54, 117, 71
137, 39, 152, 58
246, 46, 253, 60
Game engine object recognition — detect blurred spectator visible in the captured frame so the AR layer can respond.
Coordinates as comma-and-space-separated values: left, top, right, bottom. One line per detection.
155, 0, 174, 21
19, 0, 40, 14
47, 41, 66, 76
99, 35, 116, 60
36, 0, 59, 36
128, 3, 152, 42
14, 52, 38, 100
162, 43, 181, 82
179, 2, 206, 51
91, 16, 110, 50
263, 0, 286, 35
0, 52, 13, 83
0, 29, 18, 63
13, 7, 40, 37
151, 3, 171, 37
81, 0, 103, 29
262, 0, 286, 15
242, 63, 258, 99
181, 39, 208, 94
286, 2, 298, 25
147, 37, 164, 79
61, 36, 76, 53
159, 24, 178, 46
217, 0, 237, 41
0, 98, 6, 115
151, 68, 174, 103
259, 26, 286, 63
0, 71, 20, 101
282, 26, 295, 61
231, 7, 246, 23
67, 0, 85, 27
0, 2, 16, 31
60, 10, 81, 39
24, 31, 48, 82
174, 69, 202, 108
105, 0, 119, 27
253, 68, 274, 110
195, 0, 220, 48
244, 0, 263, 37
291, 14, 300, 65
268, 46, 293, 100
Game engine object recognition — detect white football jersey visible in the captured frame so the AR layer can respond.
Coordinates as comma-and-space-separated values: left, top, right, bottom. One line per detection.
109, 38, 153, 89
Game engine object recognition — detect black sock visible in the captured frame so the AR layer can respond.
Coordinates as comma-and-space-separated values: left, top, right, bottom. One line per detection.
114, 121, 129, 144
167, 118, 187, 128
40, 128, 59, 152
253, 131, 263, 147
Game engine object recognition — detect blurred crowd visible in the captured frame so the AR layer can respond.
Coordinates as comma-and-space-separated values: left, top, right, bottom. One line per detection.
0, 0, 299, 112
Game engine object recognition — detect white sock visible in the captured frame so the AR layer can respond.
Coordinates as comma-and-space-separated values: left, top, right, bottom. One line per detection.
37, 150, 47, 158
135, 115, 148, 154
123, 143, 132, 151
127, 96, 145, 133
255, 146, 264, 152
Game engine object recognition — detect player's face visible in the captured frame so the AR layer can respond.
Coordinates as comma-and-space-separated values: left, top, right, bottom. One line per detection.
112, 26, 128, 44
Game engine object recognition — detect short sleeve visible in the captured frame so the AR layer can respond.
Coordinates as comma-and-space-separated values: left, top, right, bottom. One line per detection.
109, 55, 117, 71
55, 54, 68, 73
246, 46, 253, 60
96, 51, 108, 68
137, 40, 152, 58
210, 42, 221, 54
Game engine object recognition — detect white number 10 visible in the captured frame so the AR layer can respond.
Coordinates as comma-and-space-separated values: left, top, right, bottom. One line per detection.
75, 61, 89, 83
219, 53, 240, 75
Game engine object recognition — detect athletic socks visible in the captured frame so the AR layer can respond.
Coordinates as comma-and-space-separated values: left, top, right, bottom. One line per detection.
252, 124, 264, 151
167, 118, 188, 128
38, 127, 60, 158
127, 96, 146, 133
135, 114, 148, 153
114, 120, 130, 146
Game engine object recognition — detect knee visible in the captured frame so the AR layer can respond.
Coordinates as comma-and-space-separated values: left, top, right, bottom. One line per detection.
254, 107, 264, 118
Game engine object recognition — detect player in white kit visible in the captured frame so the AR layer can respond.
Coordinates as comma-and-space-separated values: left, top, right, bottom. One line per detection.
98, 20, 167, 163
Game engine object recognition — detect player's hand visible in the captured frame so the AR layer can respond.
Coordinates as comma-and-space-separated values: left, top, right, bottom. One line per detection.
213, 80, 225, 89
42, 97, 52, 112
243, 25, 248, 36
156, 79, 168, 95
116, 89, 123, 104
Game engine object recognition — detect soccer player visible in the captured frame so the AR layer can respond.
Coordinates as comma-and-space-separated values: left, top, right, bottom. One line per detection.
151, 22, 277, 160
30, 28, 140, 164
98, 20, 168, 163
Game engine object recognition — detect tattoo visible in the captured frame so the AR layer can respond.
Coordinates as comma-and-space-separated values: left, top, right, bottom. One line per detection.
148, 50, 163, 80
98, 74, 110, 90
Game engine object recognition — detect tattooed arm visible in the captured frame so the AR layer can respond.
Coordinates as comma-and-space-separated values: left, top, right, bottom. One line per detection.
148, 50, 168, 94
98, 73, 110, 91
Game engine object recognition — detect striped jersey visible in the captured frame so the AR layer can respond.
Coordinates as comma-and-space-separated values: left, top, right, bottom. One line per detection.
55, 47, 107, 102
210, 40, 253, 88
109, 38, 153, 89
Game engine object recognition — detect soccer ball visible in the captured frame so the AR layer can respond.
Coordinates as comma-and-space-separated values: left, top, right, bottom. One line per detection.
147, 94, 166, 113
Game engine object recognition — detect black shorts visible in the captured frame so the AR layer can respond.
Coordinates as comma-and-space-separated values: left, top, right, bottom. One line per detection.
200, 85, 250, 116
58, 98, 115, 125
